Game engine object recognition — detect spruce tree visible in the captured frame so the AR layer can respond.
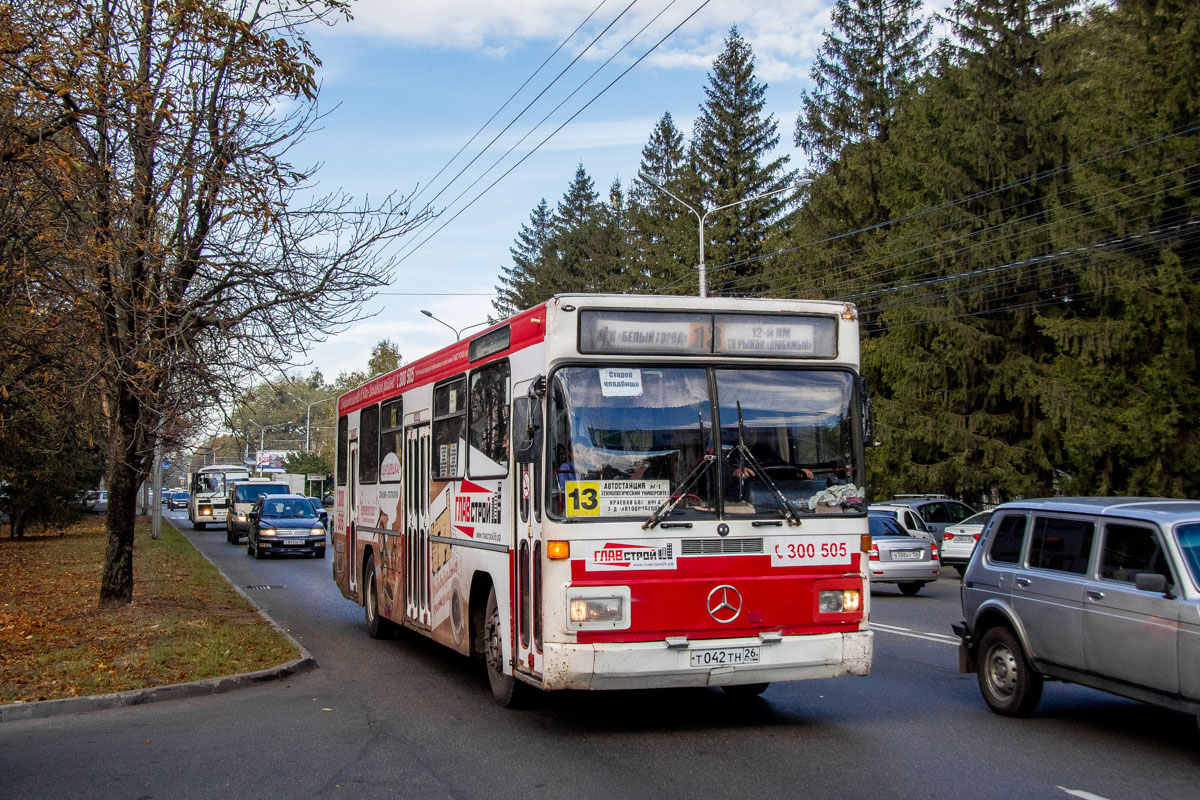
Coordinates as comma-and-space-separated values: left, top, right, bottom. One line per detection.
552, 164, 602, 292
786, 0, 932, 303
588, 178, 633, 294
493, 198, 555, 318
692, 27, 794, 295
796, 0, 931, 170
628, 113, 698, 293
862, 0, 1081, 502
1027, 0, 1200, 496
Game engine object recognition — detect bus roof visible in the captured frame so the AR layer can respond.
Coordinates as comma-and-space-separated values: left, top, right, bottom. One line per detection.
336, 294, 860, 417
338, 301, 547, 416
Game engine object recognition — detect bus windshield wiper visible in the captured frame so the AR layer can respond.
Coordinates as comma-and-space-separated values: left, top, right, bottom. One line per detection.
644, 411, 714, 530
735, 403, 801, 527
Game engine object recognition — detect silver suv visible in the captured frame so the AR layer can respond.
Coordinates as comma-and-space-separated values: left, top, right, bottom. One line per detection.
954, 497, 1200, 720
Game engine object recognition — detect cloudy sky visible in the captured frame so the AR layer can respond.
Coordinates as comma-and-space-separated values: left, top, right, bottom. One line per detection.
289, 0, 925, 380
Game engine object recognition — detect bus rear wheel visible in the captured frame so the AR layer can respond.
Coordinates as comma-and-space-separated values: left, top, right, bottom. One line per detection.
484, 586, 529, 707
364, 555, 394, 639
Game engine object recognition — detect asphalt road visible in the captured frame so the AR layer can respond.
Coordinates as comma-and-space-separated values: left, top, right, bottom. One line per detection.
2, 510, 1198, 800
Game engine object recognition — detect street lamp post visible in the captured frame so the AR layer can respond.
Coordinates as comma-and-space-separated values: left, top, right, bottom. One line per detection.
303, 396, 336, 453
638, 174, 813, 297
420, 309, 489, 341
243, 420, 268, 475
279, 389, 337, 452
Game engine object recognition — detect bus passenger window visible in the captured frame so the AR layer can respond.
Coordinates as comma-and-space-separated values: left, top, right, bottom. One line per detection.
469, 361, 510, 478
433, 377, 467, 480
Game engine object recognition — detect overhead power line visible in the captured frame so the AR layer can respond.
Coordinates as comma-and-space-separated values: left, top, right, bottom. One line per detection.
397, 0, 711, 267
406, 0, 612, 212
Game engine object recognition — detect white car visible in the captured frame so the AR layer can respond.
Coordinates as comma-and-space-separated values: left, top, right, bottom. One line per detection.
941, 510, 992, 574
868, 503, 937, 544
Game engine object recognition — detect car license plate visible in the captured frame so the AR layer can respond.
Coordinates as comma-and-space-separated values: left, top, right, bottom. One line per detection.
689, 646, 760, 668
283, 538, 303, 545
892, 550, 923, 560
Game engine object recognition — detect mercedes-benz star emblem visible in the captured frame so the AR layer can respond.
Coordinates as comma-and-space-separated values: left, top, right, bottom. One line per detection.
706, 584, 743, 623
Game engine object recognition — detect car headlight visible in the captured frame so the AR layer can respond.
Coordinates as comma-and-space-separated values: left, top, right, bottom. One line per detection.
819, 589, 861, 614
566, 587, 631, 631
259, 527, 276, 537
310, 527, 324, 535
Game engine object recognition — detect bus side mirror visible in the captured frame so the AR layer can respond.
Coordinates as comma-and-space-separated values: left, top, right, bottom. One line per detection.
512, 396, 543, 464
860, 376, 875, 447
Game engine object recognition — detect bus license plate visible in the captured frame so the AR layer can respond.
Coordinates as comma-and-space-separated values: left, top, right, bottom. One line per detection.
689, 646, 760, 668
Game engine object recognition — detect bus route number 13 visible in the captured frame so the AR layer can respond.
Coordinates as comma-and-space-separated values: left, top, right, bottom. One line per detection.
566, 481, 600, 516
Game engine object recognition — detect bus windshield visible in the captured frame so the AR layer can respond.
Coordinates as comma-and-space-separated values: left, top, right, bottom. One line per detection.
548, 366, 863, 521
195, 470, 249, 494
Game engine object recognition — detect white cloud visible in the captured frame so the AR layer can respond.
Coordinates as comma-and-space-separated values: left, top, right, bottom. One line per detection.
341, 0, 834, 79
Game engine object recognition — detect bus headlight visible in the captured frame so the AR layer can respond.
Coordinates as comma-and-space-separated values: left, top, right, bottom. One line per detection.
819, 589, 861, 614
566, 586, 631, 631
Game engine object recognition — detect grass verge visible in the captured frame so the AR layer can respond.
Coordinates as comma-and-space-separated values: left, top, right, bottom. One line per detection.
0, 515, 299, 704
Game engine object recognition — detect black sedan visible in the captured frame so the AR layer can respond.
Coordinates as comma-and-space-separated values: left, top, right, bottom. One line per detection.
246, 493, 326, 559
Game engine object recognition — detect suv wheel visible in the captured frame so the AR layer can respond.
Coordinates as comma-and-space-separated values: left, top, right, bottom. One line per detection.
977, 626, 1043, 716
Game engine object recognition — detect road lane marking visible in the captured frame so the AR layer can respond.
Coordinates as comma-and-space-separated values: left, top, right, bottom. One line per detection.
1057, 788, 1112, 800
871, 622, 960, 645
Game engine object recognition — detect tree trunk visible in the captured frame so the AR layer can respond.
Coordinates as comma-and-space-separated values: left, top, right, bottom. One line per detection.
98, 389, 146, 608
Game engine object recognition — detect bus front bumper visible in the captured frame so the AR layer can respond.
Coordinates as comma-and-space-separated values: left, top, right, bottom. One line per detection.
539, 630, 872, 691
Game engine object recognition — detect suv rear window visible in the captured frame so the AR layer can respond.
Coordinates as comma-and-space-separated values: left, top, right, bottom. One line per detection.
1100, 523, 1172, 585
1028, 516, 1094, 574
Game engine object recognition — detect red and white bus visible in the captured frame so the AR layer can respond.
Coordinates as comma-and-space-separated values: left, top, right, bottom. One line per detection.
332, 294, 873, 704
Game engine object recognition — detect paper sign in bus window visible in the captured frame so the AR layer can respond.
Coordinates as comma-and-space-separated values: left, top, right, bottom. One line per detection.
599, 368, 643, 397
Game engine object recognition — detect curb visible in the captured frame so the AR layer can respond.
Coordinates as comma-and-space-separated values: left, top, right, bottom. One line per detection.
0, 517, 318, 723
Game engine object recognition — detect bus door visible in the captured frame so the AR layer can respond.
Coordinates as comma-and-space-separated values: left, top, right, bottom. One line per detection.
347, 441, 359, 594
405, 423, 432, 628
512, 392, 544, 679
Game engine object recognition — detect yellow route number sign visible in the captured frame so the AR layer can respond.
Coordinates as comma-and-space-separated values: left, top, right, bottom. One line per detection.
565, 481, 601, 517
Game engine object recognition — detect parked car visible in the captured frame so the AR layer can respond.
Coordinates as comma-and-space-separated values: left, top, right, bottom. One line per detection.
881, 495, 977, 537
867, 511, 940, 595
167, 490, 190, 510
83, 490, 108, 513
868, 502, 936, 543
246, 493, 326, 559
941, 510, 992, 574
954, 497, 1200, 720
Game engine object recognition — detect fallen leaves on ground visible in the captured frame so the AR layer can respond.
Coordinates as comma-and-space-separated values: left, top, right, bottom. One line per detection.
0, 517, 297, 704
